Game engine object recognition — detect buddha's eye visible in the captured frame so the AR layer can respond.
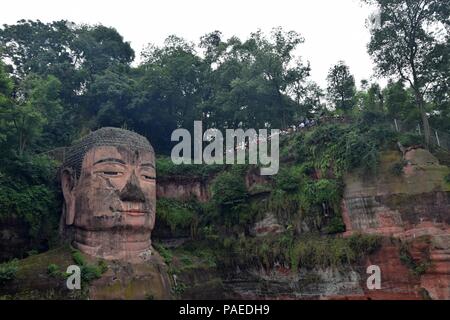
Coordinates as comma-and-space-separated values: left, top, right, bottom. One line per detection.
101, 171, 122, 176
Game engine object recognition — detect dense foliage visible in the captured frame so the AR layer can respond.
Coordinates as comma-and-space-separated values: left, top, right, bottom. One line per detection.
0, 154, 60, 251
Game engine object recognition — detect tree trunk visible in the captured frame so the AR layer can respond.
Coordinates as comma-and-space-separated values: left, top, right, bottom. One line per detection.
416, 93, 431, 148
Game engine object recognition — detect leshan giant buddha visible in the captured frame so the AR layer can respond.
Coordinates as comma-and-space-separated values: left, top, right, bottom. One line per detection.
60, 127, 158, 263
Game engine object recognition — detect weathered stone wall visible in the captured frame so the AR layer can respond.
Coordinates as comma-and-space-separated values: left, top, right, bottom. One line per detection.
342, 150, 450, 236
157, 177, 210, 202
341, 149, 450, 299
156, 169, 271, 203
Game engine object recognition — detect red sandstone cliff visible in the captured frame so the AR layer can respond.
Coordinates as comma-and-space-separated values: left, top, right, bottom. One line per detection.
341, 148, 450, 299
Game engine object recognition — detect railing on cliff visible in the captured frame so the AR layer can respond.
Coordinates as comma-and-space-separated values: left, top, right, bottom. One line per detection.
40, 116, 450, 161
390, 118, 450, 151
282, 116, 450, 153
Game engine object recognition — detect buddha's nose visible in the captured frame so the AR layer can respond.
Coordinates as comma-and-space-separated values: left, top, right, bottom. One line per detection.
119, 171, 146, 203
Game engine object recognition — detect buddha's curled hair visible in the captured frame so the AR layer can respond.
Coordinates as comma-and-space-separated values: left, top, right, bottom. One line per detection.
62, 127, 154, 179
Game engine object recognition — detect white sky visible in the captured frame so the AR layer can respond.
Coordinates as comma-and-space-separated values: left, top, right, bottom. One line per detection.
0, 0, 382, 88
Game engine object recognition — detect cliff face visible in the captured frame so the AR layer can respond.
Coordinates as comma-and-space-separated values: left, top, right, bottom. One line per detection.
155, 148, 449, 300
342, 149, 450, 238
157, 177, 210, 203
176, 239, 429, 300
341, 148, 450, 300
176, 148, 449, 300
156, 169, 269, 203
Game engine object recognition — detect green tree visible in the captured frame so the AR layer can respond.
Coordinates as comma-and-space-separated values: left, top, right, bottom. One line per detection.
73, 25, 135, 80
382, 80, 417, 121
0, 20, 137, 148
0, 63, 14, 145
0, 20, 81, 101
364, 0, 450, 146
355, 82, 384, 114
293, 81, 325, 122
326, 61, 356, 114
200, 28, 310, 130
428, 37, 450, 131
135, 35, 206, 153
0, 74, 63, 155
85, 64, 136, 128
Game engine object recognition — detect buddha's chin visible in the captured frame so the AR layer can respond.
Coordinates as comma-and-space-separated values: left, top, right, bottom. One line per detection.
75, 211, 154, 231
71, 228, 154, 263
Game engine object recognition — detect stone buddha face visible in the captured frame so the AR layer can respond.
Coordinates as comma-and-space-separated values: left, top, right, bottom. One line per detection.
60, 128, 156, 262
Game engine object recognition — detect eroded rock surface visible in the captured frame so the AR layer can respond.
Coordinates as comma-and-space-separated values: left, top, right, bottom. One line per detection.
341, 149, 450, 299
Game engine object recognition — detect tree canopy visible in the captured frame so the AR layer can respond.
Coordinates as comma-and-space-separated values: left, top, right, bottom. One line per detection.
365, 0, 450, 145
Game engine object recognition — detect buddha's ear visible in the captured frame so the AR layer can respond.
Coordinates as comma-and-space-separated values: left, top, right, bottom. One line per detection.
61, 168, 76, 225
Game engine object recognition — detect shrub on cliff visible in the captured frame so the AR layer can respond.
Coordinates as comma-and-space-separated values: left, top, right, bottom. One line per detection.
322, 216, 346, 234
211, 168, 248, 206
304, 122, 395, 177
283, 232, 380, 268
398, 132, 424, 148
157, 198, 197, 234
300, 179, 342, 213
0, 259, 18, 285
444, 173, 450, 184
273, 167, 300, 192
70, 250, 108, 284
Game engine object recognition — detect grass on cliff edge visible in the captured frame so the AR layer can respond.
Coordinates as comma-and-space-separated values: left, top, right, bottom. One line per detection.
218, 232, 382, 271
0, 245, 108, 299
155, 232, 381, 275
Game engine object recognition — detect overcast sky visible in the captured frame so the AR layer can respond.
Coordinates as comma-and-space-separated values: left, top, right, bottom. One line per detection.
0, 0, 382, 88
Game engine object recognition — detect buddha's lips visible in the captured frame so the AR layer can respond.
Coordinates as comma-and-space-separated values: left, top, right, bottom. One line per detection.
119, 209, 148, 216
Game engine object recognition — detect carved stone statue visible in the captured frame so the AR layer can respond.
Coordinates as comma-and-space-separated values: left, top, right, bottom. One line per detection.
60, 127, 157, 263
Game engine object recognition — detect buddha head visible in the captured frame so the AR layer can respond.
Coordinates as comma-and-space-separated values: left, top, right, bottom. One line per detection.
60, 127, 156, 262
